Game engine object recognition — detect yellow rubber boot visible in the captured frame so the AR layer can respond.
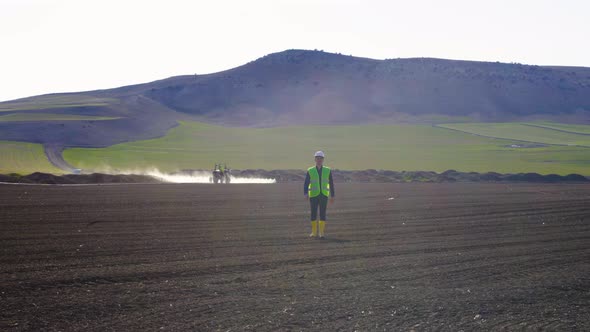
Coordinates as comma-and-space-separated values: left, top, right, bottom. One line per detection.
310, 221, 318, 237
319, 221, 326, 238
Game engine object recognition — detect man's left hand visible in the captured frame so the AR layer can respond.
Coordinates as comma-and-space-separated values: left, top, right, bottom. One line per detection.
329, 197, 335, 205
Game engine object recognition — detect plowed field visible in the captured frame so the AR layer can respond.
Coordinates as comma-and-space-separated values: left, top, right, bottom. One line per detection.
1, 183, 589, 331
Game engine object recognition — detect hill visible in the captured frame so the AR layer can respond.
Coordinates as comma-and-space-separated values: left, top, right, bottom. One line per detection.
1, 49, 589, 150
136, 50, 590, 126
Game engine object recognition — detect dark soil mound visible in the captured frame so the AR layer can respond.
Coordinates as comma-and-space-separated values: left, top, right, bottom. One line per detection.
24, 172, 76, 184
61, 173, 160, 184
2, 170, 588, 185
0, 173, 160, 184
563, 173, 589, 182
0, 174, 31, 183
228, 169, 589, 183
479, 172, 503, 182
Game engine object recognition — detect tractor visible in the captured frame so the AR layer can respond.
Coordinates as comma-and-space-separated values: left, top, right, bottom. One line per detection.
210, 163, 231, 184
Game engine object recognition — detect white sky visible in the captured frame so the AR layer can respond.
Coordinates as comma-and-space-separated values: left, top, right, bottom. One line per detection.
1, 0, 589, 101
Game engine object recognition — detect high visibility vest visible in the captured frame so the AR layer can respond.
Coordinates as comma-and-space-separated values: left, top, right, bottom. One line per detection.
308, 166, 331, 197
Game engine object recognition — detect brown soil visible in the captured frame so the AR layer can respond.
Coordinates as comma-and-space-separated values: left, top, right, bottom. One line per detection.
1, 183, 589, 331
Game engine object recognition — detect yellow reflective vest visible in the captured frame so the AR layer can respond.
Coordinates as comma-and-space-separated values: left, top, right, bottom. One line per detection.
308, 166, 331, 197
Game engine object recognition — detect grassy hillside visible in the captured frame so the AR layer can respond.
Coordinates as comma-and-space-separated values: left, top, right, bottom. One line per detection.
0, 95, 116, 112
0, 113, 120, 122
2, 50, 590, 151
437, 123, 590, 146
0, 141, 62, 174
140, 50, 590, 125
62, 121, 590, 175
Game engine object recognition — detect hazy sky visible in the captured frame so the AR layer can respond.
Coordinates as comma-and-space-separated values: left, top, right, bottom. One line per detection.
1, 0, 589, 101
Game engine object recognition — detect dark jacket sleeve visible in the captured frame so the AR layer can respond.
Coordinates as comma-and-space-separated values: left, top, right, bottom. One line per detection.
329, 171, 335, 197
304, 171, 310, 195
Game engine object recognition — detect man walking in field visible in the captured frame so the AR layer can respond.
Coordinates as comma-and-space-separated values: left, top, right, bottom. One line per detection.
304, 151, 335, 238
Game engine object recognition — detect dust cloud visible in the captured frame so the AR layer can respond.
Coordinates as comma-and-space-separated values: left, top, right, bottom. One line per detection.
146, 169, 275, 184
87, 167, 276, 184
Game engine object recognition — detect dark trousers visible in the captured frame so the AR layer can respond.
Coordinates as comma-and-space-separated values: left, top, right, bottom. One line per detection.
310, 195, 328, 221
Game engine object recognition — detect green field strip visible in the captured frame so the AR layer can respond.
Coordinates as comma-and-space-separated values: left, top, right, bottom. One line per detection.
0, 141, 63, 174
437, 123, 590, 147
63, 121, 590, 175
523, 122, 590, 135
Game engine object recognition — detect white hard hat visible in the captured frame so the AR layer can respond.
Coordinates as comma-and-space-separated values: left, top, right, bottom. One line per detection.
314, 150, 325, 158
